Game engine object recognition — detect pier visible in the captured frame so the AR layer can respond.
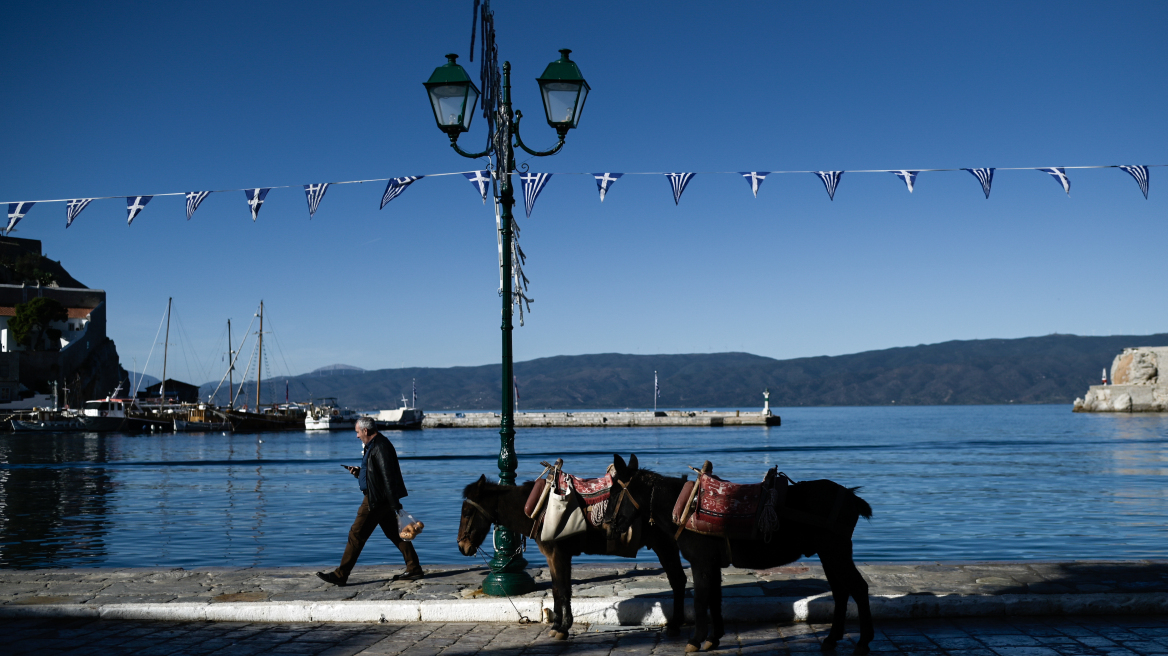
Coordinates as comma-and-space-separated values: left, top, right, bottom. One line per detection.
422, 409, 780, 429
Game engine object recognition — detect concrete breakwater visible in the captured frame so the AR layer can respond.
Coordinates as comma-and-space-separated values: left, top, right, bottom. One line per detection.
422, 410, 780, 428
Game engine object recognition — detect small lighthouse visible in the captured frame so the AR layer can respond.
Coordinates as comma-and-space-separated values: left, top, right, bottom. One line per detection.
1102, 368, 1108, 385
763, 388, 771, 417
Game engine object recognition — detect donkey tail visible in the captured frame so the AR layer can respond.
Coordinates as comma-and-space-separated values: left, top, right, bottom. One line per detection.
849, 486, 873, 520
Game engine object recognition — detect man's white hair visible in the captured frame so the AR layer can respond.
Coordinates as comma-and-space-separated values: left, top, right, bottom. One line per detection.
356, 416, 376, 432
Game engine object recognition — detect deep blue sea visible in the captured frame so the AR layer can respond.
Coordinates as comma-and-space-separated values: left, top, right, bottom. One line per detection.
1, 405, 1165, 570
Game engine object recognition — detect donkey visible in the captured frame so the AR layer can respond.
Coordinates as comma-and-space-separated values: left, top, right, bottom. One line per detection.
606, 455, 874, 654
458, 470, 688, 639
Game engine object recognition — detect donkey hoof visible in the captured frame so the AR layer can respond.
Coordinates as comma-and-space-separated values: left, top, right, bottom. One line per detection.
703, 640, 720, 651
685, 642, 701, 653
821, 637, 839, 651
551, 631, 569, 641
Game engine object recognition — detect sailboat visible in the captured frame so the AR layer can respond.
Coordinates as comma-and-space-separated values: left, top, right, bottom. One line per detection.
222, 301, 305, 432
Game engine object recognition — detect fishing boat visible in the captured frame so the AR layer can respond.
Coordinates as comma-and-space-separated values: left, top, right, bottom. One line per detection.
173, 404, 233, 432
305, 398, 359, 430
219, 301, 306, 432
78, 397, 129, 432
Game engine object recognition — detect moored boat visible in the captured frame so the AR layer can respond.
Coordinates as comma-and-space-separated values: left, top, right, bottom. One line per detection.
370, 396, 424, 430
78, 397, 129, 432
305, 398, 358, 431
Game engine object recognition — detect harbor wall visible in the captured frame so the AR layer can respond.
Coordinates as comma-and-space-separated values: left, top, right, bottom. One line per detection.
1074, 346, 1168, 412
422, 409, 780, 428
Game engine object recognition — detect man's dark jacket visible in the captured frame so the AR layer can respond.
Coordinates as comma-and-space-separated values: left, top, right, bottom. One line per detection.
364, 433, 408, 512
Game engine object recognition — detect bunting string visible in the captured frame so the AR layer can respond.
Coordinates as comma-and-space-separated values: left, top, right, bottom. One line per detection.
1, 163, 1160, 231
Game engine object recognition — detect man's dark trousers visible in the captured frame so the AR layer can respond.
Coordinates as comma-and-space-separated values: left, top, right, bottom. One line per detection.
333, 495, 421, 580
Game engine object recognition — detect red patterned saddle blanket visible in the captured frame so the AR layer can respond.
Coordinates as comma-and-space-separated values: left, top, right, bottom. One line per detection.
672, 466, 785, 539
524, 468, 613, 527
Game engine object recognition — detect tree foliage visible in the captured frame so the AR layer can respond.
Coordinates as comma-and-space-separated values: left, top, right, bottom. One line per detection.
10, 297, 68, 350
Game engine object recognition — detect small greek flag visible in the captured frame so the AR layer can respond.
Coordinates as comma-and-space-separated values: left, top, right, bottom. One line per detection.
965, 168, 995, 199
412, 379, 417, 408
665, 173, 695, 205
892, 170, 919, 193
520, 172, 552, 217
513, 375, 520, 411
244, 188, 270, 221
814, 171, 844, 200
1118, 165, 1149, 199
739, 172, 769, 197
593, 172, 623, 202
654, 371, 660, 399
6, 202, 34, 234
1038, 168, 1071, 195
380, 176, 422, 209
126, 196, 152, 225
303, 183, 329, 217
185, 191, 210, 220
66, 199, 93, 228
463, 170, 491, 204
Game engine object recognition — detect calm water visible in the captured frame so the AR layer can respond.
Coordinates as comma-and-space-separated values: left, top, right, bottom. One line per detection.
0, 405, 1165, 569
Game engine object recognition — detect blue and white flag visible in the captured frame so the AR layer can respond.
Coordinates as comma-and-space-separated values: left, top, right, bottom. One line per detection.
892, 170, 919, 193
66, 199, 93, 228
380, 176, 422, 209
654, 371, 660, 399
185, 191, 210, 220
1038, 168, 1070, 195
964, 168, 995, 199
814, 171, 844, 200
6, 202, 34, 234
593, 172, 623, 202
126, 196, 152, 225
244, 188, 270, 221
739, 172, 769, 197
303, 183, 329, 217
520, 172, 552, 217
463, 170, 491, 204
665, 173, 695, 205
1118, 165, 1149, 199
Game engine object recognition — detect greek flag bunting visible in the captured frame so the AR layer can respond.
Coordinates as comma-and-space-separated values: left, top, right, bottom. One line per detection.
6, 202, 34, 234
519, 172, 552, 217
965, 168, 995, 199
1118, 165, 1149, 199
1038, 168, 1071, 195
185, 191, 210, 220
593, 173, 623, 202
893, 170, 919, 193
66, 199, 93, 228
244, 188, 270, 221
463, 170, 491, 204
814, 171, 844, 200
380, 176, 422, 209
665, 173, 695, 205
126, 196, 152, 225
739, 172, 769, 197
303, 184, 329, 217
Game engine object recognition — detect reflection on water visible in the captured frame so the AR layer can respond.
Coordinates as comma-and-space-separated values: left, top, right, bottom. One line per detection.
0, 405, 1165, 569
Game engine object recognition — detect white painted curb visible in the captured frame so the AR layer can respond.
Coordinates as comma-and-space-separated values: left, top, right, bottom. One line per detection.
2, 592, 1165, 624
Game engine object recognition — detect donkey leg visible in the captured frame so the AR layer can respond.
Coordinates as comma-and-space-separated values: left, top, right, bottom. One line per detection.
549, 548, 573, 640
845, 560, 873, 655
654, 543, 688, 637
704, 570, 723, 652
686, 558, 715, 652
819, 551, 851, 651
540, 543, 564, 636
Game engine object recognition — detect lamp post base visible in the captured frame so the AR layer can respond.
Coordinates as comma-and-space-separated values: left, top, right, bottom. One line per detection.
482, 559, 535, 597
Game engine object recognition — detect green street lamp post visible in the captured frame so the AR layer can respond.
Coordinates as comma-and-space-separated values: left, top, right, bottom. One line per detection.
424, 49, 589, 596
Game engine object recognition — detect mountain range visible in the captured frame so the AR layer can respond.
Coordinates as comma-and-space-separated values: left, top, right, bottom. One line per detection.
195, 333, 1165, 410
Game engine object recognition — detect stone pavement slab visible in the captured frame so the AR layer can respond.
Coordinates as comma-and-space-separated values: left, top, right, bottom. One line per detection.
3, 615, 1168, 656
1, 561, 1166, 626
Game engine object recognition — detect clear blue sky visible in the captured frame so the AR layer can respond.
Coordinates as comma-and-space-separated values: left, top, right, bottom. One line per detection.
2, 1, 1165, 386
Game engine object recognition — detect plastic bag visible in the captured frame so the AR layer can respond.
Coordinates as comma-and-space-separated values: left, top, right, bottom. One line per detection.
397, 509, 424, 541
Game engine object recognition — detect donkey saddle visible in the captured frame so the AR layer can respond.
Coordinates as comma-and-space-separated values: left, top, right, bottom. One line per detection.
672, 462, 789, 540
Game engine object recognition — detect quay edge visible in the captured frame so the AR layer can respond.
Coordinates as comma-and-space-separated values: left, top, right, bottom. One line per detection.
422, 410, 780, 428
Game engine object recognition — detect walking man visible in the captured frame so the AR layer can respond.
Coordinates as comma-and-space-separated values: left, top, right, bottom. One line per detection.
317, 417, 423, 585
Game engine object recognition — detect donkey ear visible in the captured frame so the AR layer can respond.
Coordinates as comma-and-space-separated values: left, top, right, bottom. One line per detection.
476, 473, 487, 490
613, 453, 627, 475
628, 453, 639, 471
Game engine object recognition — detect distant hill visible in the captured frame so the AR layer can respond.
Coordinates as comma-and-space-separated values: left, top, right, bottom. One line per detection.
309, 364, 365, 376
198, 333, 1167, 410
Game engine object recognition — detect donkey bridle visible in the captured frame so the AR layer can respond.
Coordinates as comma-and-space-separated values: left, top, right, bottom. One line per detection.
463, 498, 494, 524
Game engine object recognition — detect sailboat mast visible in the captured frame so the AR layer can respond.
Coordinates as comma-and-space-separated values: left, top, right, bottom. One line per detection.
255, 301, 263, 412
227, 319, 234, 410
161, 297, 171, 405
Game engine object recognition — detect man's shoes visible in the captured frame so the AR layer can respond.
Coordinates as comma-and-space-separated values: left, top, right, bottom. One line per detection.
392, 570, 424, 582
316, 571, 347, 587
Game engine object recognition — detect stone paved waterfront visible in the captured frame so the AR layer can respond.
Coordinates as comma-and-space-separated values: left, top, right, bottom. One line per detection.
2, 562, 1167, 625
3, 615, 1168, 656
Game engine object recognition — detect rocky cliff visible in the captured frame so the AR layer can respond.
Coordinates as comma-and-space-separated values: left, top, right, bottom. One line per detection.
1073, 346, 1168, 412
